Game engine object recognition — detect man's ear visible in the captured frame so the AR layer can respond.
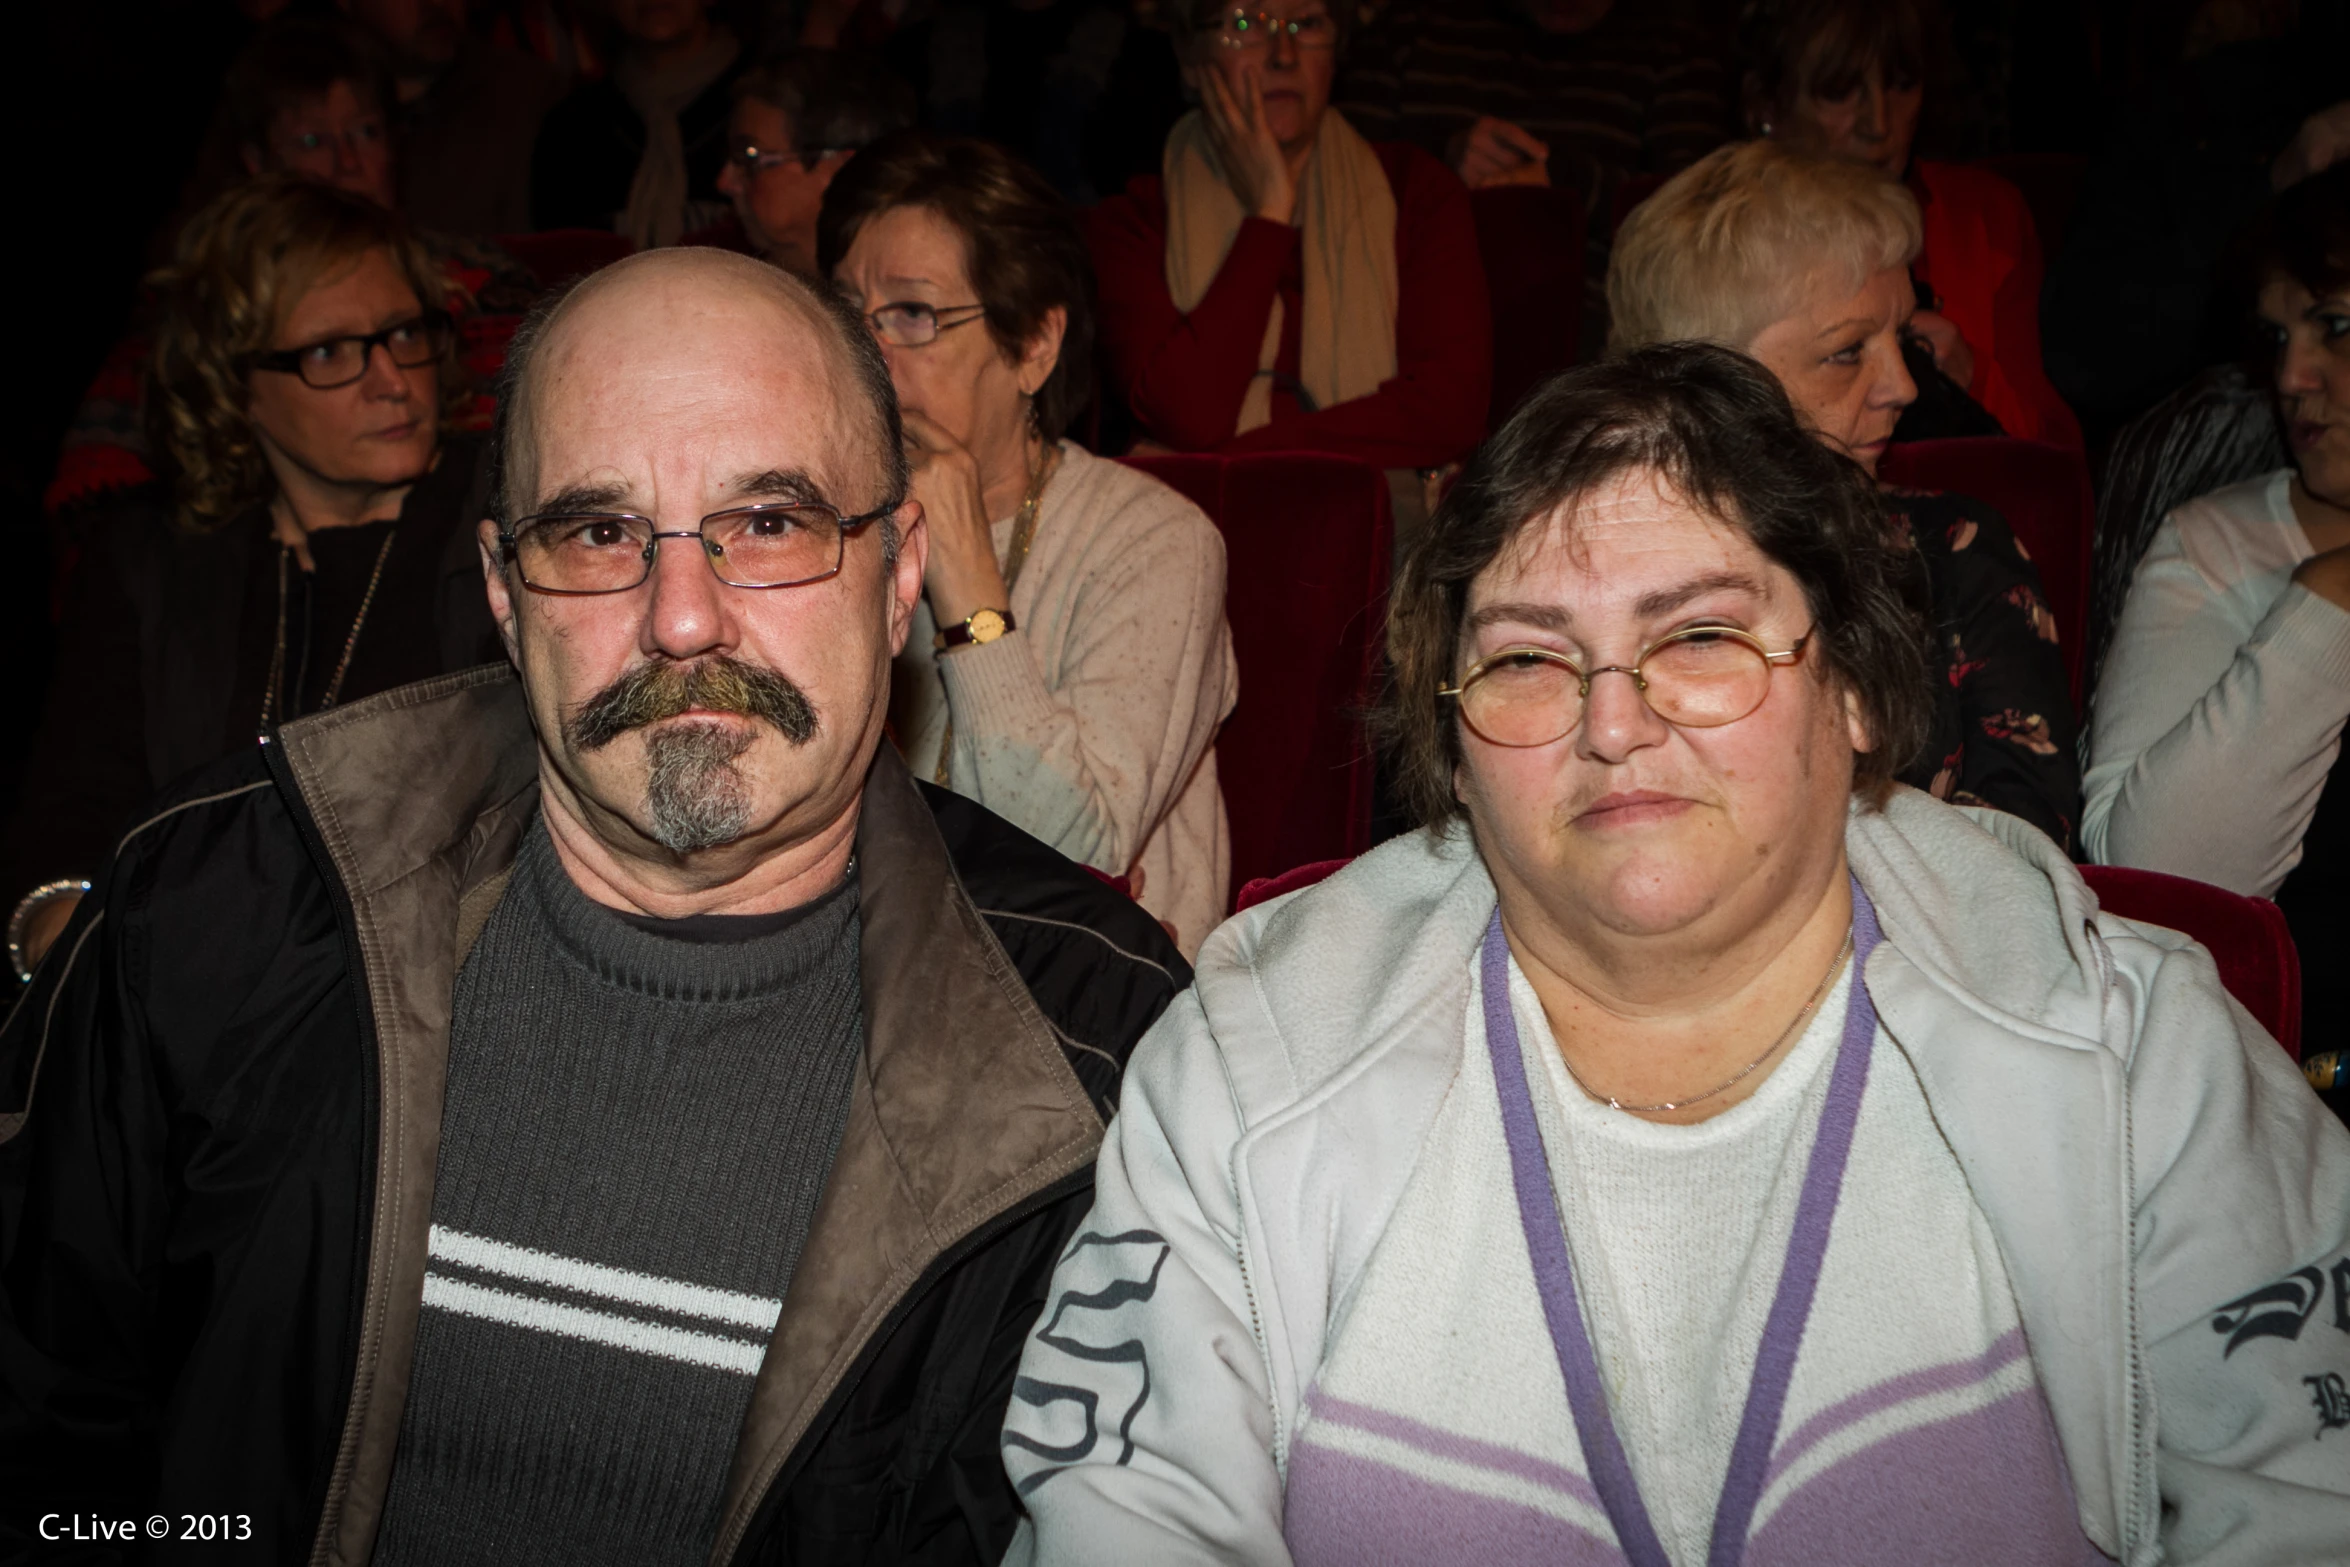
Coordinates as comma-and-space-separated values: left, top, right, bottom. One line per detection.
1018, 305, 1067, 400
884, 499, 929, 657
477, 518, 522, 666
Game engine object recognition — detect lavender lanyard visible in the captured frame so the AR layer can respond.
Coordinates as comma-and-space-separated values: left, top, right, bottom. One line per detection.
1481, 878, 1882, 1567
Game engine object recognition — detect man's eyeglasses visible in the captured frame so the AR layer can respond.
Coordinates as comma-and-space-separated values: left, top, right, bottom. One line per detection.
863, 300, 987, 348
1210, 6, 1337, 50
498, 502, 895, 595
1439, 626, 1812, 747
249, 311, 454, 390
726, 138, 850, 175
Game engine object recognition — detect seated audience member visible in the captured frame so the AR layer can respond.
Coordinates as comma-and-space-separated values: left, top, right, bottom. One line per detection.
341, 0, 566, 236
2087, 166, 2350, 1036
1002, 344, 2350, 1565
882, 0, 1186, 206
532, 0, 742, 245
1086, 1, 1491, 497
3, 177, 498, 978
717, 48, 914, 276
47, 19, 537, 519
1743, 0, 2083, 450
825, 133, 1238, 954
1610, 140, 2080, 848
0, 247, 1187, 1564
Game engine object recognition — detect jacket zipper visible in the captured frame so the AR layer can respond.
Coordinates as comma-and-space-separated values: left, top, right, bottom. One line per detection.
714, 1162, 1100, 1565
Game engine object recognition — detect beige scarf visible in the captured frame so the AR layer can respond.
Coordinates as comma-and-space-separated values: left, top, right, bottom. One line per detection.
1161, 106, 1399, 435
612, 26, 740, 250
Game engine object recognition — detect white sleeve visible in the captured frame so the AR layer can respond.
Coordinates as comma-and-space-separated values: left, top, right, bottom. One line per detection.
1001, 987, 1293, 1566
2083, 510, 2350, 894
939, 489, 1233, 884
2120, 933, 2350, 1564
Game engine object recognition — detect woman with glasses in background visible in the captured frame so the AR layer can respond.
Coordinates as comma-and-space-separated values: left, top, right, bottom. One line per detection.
822, 132, 1238, 956
1086, 1, 1490, 537
2, 176, 500, 980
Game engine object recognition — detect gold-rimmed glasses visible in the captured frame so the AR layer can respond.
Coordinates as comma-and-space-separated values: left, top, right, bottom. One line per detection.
1440, 626, 1813, 747
498, 502, 894, 595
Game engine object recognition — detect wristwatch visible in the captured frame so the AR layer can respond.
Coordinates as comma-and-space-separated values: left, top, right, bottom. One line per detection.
935, 607, 1016, 654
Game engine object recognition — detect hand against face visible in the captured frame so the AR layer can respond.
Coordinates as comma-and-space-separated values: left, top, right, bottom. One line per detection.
1453, 116, 1551, 190
1201, 61, 1299, 224
1906, 309, 1976, 394
902, 407, 1012, 630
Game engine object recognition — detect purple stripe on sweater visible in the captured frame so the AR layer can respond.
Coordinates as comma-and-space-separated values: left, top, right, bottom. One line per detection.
1763, 1326, 2030, 1487
1285, 1433, 1629, 1567
1746, 1386, 2115, 1567
1302, 1387, 1605, 1509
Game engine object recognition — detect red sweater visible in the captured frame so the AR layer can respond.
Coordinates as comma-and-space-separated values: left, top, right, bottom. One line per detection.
1911, 161, 2083, 452
1087, 140, 1492, 469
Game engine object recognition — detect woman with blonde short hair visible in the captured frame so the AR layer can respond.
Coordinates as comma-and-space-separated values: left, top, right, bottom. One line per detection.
1608, 138, 2079, 848
1, 176, 501, 975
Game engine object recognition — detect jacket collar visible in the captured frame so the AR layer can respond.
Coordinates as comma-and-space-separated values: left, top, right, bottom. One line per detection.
272, 665, 1100, 1566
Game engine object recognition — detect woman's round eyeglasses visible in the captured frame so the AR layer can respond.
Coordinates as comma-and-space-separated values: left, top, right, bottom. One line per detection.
497, 502, 894, 595
1211, 7, 1337, 50
1440, 626, 1813, 748
249, 310, 454, 391
863, 300, 987, 348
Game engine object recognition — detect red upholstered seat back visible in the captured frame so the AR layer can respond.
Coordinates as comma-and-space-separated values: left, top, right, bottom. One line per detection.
1238, 859, 2304, 1059
1879, 437, 2094, 703
494, 229, 637, 289
2080, 865, 2301, 1058
1468, 185, 1585, 426
1121, 454, 1390, 902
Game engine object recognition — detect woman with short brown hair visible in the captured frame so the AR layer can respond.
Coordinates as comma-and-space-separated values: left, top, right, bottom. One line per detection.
3, 176, 501, 975
823, 133, 1238, 954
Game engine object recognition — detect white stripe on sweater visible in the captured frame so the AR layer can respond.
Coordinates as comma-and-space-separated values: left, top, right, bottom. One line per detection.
428, 1224, 782, 1332
420, 1273, 768, 1376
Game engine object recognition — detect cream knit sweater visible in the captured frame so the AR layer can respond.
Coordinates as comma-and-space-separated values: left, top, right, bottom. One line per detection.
892, 443, 1238, 955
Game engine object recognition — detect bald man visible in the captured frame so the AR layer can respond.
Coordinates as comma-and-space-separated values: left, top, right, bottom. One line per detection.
0, 251, 1186, 1566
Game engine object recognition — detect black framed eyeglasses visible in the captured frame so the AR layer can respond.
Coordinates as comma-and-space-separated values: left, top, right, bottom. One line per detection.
498, 501, 895, 595
863, 300, 987, 348
249, 310, 454, 390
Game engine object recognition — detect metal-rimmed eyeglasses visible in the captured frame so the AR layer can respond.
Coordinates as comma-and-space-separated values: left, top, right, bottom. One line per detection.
498, 502, 894, 595
862, 300, 987, 348
1439, 626, 1813, 747
1211, 6, 1337, 50
249, 310, 454, 390
726, 138, 851, 175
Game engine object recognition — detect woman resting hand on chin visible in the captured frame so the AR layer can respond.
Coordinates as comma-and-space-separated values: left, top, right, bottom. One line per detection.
824, 132, 1237, 955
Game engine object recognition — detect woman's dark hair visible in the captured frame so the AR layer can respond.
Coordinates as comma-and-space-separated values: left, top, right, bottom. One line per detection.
1374, 342, 1933, 828
2237, 162, 2350, 312
817, 131, 1096, 441
1738, 0, 1935, 123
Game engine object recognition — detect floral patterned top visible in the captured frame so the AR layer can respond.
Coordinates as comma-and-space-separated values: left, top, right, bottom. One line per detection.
1886, 487, 2082, 852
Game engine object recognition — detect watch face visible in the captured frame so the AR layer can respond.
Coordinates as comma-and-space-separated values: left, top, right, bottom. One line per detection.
968, 608, 1008, 643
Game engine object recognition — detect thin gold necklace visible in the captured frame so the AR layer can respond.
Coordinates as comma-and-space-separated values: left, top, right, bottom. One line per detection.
934, 440, 1060, 785
1556, 927, 1856, 1115
259, 525, 398, 731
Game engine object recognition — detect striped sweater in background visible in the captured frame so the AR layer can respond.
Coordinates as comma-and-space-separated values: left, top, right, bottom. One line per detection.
1337, 1, 1734, 357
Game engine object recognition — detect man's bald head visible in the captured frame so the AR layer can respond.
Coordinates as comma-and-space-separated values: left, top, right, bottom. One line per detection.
491, 247, 907, 533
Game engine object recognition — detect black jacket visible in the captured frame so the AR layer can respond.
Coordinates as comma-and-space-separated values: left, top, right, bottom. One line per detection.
0, 666, 1187, 1563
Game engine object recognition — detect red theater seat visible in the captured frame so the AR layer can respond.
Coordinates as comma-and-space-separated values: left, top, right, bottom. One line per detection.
1120, 454, 1390, 901
2081, 865, 2301, 1059
1469, 184, 1585, 426
1879, 437, 2094, 703
1237, 858, 2303, 1058
495, 229, 637, 289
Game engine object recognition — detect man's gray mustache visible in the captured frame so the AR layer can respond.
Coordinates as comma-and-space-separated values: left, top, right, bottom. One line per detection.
564, 656, 820, 751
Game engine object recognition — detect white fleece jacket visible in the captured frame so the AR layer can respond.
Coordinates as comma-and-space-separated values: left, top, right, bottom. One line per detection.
1000, 787, 2350, 1567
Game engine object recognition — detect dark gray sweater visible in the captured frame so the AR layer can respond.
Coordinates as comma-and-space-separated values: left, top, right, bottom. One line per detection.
373, 819, 864, 1566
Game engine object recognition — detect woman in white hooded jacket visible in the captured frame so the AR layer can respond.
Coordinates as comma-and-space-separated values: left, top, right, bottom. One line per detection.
1001, 347, 2350, 1566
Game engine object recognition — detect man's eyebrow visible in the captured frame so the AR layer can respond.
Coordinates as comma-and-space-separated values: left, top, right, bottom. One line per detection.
728, 468, 829, 507
1633, 571, 1767, 619
531, 479, 632, 515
